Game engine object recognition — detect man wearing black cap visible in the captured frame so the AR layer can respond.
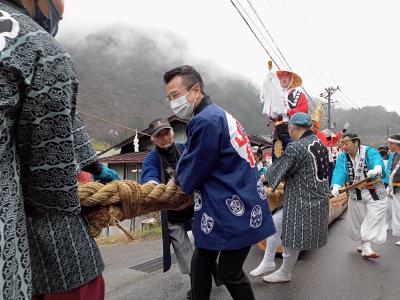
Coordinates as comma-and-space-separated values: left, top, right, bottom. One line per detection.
378, 145, 389, 162
140, 118, 194, 298
261, 112, 330, 283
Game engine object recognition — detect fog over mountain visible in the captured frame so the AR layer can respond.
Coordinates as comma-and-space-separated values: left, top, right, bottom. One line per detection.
61, 26, 400, 147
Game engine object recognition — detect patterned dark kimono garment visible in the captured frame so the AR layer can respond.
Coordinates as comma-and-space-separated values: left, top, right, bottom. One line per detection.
266, 130, 330, 250
0, 3, 103, 297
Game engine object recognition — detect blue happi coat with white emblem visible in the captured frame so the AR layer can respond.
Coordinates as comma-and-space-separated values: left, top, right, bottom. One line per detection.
176, 97, 275, 250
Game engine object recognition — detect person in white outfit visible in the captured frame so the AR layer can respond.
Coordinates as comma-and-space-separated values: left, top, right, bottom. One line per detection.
331, 133, 388, 258
384, 135, 400, 245
378, 145, 392, 230
249, 209, 283, 276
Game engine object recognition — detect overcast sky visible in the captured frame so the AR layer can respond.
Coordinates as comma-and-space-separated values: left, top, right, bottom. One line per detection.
59, 0, 400, 114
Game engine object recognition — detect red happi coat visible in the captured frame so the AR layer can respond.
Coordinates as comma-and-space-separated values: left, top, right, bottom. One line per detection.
286, 89, 309, 116
315, 130, 344, 148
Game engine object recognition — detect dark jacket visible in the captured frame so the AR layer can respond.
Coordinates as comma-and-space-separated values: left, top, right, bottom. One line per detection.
141, 143, 193, 272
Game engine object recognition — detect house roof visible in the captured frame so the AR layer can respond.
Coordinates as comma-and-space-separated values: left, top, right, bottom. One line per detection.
98, 115, 187, 156
98, 151, 149, 164
248, 134, 272, 148
98, 114, 272, 157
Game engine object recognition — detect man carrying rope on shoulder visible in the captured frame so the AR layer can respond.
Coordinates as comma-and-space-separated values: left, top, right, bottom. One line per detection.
332, 133, 388, 258
164, 65, 275, 300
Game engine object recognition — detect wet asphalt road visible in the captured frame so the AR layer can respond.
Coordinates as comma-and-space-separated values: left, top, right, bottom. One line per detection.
102, 212, 400, 300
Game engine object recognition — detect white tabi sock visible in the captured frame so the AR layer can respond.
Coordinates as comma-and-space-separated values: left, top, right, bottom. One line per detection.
280, 248, 300, 275
250, 250, 276, 277
361, 241, 374, 255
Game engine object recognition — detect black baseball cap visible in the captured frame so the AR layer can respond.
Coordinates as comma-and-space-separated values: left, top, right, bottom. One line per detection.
378, 145, 389, 151
148, 118, 172, 137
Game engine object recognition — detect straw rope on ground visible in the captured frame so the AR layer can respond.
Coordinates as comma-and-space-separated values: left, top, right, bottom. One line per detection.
79, 180, 285, 238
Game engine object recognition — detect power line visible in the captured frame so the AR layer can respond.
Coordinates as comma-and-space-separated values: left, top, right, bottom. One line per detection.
338, 89, 360, 109
246, 0, 292, 71
234, 1, 317, 109
332, 94, 351, 110
265, 0, 276, 14
322, 72, 358, 110
78, 110, 151, 136
230, 0, 281, 68
318, 70, 333, 87
260, 0, 354, 114
334, 93, 356, 110
275, 1, 360, 112
310, 69, 328, 88
234, 0, 288, 69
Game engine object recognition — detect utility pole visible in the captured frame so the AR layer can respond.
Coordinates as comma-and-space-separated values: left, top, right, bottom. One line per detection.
320, 86, 340, 129
387, 124, 389, 140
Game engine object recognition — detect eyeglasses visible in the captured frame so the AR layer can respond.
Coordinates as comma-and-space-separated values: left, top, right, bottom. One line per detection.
165, 84, 195, 102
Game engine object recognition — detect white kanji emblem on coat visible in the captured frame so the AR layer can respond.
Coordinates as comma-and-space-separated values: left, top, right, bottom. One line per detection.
226, 195, 245, 216
225, 111, 255, 167
250, 205, 263, 228
257, 179, 267, 200
201, 213, 214, 234
193, 190, 202, 211
0, 10, 19, 51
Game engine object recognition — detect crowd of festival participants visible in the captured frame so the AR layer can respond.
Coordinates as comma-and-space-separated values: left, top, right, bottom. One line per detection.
1, 1, 400, 300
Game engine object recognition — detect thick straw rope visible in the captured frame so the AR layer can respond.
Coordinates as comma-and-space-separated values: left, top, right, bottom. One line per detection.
79, 180, 285, 237
79, 180, 193, 237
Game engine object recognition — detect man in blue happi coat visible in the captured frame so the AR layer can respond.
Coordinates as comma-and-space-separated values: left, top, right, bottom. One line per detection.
164, 65, 275, 300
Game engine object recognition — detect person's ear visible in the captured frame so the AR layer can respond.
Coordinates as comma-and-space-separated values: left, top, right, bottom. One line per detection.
193, 84, 202, 96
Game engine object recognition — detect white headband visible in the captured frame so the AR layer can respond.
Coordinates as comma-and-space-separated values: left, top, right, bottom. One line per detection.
388, 138, 400, 144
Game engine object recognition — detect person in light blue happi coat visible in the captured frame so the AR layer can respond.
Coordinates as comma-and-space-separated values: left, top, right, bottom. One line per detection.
164, 65, 275, 300
332, 133, 387, 259
384, 134, 400, 245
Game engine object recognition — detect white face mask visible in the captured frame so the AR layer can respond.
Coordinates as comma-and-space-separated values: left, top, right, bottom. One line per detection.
170, 89, 196, 119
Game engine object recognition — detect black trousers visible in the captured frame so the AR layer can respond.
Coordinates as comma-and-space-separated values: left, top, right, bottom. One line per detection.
190, 246, 255, 300
272, 122, 291, 162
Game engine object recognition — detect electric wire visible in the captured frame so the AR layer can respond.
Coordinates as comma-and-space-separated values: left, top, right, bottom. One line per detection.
78, 110, 151, 136
230, 0, 281, 68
